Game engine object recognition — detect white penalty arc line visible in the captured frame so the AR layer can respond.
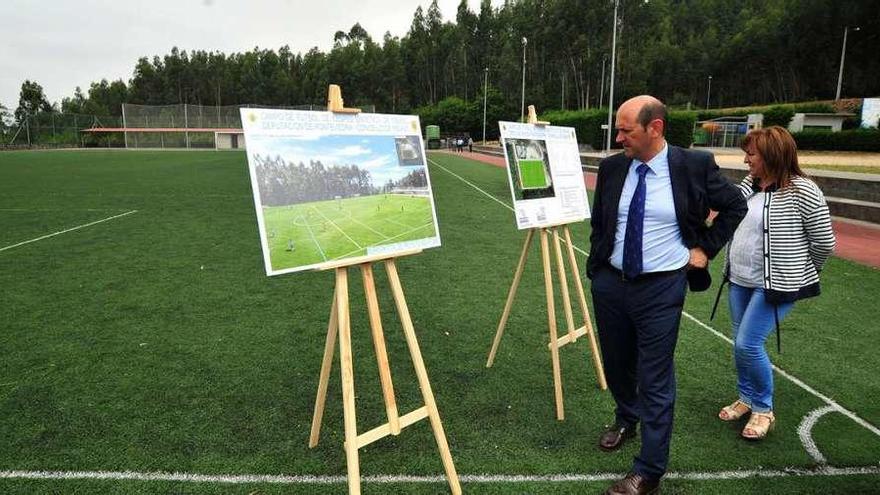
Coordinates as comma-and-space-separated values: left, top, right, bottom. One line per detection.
798, 405, 837, 465
431, 154, 880, 441
0, 210, 139, 253
1, 466, 879, 485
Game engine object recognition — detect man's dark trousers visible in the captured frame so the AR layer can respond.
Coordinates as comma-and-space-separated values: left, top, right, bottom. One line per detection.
591, 264, 687, 480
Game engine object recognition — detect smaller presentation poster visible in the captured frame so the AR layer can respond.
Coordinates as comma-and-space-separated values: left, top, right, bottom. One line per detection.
498, 121, 590, 230
241, 108, 441, 276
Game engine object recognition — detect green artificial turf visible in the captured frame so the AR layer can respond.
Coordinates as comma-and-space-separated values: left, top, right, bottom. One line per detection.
516, 159, 550, 189
0, 149, 877, 494
262, 193, 436, 271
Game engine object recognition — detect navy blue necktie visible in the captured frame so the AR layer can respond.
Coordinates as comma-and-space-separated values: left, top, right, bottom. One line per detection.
622, 163, 649, 280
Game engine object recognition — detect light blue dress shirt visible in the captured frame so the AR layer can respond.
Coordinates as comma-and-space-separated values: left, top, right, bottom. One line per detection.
609, 143, 690, 273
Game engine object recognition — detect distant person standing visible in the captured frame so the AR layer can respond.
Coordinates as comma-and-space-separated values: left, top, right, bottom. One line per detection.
715, 126, 835, 440
467, 136, 473, 152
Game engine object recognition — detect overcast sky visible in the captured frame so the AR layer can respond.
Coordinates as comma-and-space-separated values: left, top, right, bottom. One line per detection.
0, 0, 504, 113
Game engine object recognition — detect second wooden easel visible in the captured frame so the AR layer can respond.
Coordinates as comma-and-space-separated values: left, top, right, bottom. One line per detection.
485, 105, 607, 421
307, 85, 460, 495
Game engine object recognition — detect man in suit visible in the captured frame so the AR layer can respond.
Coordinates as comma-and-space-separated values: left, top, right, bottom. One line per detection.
588, 95, 746, 495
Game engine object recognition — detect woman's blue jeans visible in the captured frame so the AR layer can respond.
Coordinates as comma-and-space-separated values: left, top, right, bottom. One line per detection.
728, 282, 795, 413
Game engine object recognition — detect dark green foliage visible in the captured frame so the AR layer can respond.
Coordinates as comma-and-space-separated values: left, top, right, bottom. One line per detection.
793, 129, 880, 151
415, 87, 517, 139
666, 112, 698, 148
793, 102, 836, 114
13, 80, 52, 123
540, 109, 609, 149
540, 109, 696, 149
698, 102, 837, 122
761, 106, 796, 128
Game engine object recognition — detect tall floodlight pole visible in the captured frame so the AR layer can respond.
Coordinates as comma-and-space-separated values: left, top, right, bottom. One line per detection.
482, 67, 489, 144
521, 37, 528, 121
706, 75, 712, 109
605, 0, 619, 154
836, 26, 860, 100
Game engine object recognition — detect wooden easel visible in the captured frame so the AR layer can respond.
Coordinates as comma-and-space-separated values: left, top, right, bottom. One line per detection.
485, 105, 607, 421
308, 86, 460, 495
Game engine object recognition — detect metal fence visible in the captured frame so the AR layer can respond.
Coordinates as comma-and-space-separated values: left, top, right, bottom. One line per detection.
692, 120, 750, 148
1, 103, 378, 150
2, 112, 123, 149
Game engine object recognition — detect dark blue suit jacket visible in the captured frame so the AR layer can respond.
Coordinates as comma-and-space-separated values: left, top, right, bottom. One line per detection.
586, 146, 747, 279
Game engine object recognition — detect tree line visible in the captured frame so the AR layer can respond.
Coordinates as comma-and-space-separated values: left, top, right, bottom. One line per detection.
254, 155, 376, 205
9, 0, 879, 129
254, 154, 427, 206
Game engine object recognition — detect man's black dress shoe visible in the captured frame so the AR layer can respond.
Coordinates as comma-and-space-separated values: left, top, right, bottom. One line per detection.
598, 422, 637, 451
604, 472, 660, 495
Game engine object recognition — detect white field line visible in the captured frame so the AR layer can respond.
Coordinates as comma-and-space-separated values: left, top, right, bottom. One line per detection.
432, 154, 880, 440
1, 466, 879, 485
346, 213, 391, 239
0, 210, 138, 253
308, 205, 362, 250
298, 214, 327, 262
683, 313, 880, 439
798, 405, 837, 465
312, 199, 392, 239
330, 221, 434, 261
428, 158, 514, 212
428, 157, 589, 257
384, 216, 416, 230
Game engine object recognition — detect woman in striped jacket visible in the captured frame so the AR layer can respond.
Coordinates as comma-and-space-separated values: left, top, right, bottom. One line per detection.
714, 126, 835, 440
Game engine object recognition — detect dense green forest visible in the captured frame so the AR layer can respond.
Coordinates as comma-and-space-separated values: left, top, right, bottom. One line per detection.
11, 0, 880, 122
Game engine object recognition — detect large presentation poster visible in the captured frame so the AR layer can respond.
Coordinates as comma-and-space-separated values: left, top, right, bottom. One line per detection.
499, 121, 590, 230
241, 109, 441, 276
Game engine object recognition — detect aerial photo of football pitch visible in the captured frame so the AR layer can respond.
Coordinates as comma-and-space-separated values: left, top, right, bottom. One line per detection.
262, 193, 436, 269
0, 149, 878, 494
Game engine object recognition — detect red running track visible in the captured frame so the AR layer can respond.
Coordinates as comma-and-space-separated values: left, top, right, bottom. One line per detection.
433, 150, 880, 269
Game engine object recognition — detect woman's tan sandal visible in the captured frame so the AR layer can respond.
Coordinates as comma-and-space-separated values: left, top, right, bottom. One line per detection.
718, 400, 751, 421
742, 411, 775, 440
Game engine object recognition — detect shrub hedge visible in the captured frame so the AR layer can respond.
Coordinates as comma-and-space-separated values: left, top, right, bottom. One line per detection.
540, 109, 697, 149
793, 129, 880, 152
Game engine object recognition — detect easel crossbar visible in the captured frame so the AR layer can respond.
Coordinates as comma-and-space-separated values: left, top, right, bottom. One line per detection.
350, 406, 429, 450
549, 325, 590, 349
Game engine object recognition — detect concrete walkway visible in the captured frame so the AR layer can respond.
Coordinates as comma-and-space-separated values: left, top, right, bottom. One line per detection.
434, 150, 880, 269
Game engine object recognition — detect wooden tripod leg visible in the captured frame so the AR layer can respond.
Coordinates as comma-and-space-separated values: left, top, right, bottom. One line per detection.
563, 226, 607, 390
486, 228, 535, 367
540, 229, 564, 420
552, 228, 577, 343
386, 259, 462, 495
361, 263, 401, 435
335, 267, 361, 495
309, 288, 339, 448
